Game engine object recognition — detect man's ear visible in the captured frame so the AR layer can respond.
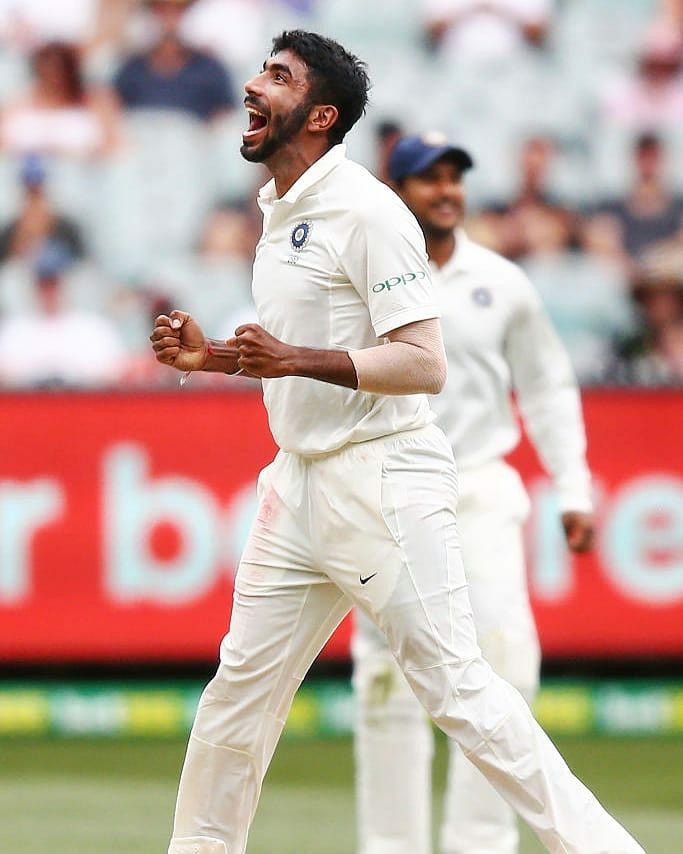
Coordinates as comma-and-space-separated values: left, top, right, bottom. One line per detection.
308, 104, 339, 136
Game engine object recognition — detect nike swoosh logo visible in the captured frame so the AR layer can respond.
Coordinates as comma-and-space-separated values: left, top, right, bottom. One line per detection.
360, 573, 377, 585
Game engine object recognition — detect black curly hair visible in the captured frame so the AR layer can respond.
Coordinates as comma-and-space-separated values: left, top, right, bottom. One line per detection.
271, 30, 371, 145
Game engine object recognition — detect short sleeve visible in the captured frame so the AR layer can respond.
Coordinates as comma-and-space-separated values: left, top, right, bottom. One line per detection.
337, 197, 439, 338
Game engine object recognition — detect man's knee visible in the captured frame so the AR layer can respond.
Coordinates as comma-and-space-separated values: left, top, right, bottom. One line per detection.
190, 661, 268, 753
407, 654, 520, 750
169, 836, 227, 854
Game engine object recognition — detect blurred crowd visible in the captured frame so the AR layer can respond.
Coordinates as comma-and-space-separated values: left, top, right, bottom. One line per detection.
0, 0, 681, 389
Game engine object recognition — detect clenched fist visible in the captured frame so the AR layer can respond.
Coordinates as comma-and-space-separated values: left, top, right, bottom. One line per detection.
235, 324, 298, 378
149, 310, 208, 373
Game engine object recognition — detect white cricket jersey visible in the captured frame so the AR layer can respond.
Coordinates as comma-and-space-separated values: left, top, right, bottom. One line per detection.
432, 230, 592, 512
251, 144, 438, 456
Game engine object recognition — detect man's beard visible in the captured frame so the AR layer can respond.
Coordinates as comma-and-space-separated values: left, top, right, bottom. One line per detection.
240, 100, 312, 163
422, 221, 458, 241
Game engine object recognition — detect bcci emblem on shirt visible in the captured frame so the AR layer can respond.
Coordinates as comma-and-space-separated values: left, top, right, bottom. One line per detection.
291, 221, 312, 251
472, 286, 493, 307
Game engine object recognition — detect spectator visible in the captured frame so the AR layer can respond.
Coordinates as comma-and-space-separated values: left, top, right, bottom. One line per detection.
114, 0, 236, 123
0, 153, 84, 263
600, 22, 683, 129
611, 243, 683, 385
518, 206, 635, 383
423, 0, 553, 62
470, 136, 576, 259
590, 133, 683, 271
375, 119, 404, 185
198, 200, 257, 260
661, 0, 683, 29
116, 289, 188, 387
132, 201, 256, 336
179, 0, 269, 69
198, 200, 258, 335
0, 242, 126, 387
0, 40, 119, 156
0, 0, 100, 52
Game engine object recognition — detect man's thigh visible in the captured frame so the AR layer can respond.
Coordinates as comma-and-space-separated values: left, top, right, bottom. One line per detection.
315, 425, 476, 671
213, 562, 350, 702
207, 451, 351, 713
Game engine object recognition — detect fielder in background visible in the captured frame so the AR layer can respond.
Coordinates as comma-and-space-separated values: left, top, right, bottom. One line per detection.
353, 134, 596, 854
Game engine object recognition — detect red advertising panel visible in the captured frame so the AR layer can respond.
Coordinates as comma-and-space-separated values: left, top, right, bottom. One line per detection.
511, 389, 683, 657
0, 389, 681, 662
0, 391, 282, 662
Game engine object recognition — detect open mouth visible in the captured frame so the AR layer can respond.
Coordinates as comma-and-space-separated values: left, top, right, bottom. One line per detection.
243, 107, 269, 143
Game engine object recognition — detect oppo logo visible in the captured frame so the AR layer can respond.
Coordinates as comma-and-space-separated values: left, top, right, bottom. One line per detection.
372, 270, 426, 293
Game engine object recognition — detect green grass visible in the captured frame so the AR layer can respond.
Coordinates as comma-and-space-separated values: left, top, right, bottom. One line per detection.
1, 735, 681, 852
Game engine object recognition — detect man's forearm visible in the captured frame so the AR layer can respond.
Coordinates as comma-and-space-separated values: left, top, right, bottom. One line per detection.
289, 347, 359, 389
230, 321, 443, 393
279, 319, 445, 395
232, 323, 357, 387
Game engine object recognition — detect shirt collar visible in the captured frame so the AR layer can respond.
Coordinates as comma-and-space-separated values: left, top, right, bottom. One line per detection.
431, 228, 472, 277
257, 144, 347, 210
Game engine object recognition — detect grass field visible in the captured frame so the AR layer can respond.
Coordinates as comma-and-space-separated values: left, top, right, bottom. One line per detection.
1, 734, 681, 852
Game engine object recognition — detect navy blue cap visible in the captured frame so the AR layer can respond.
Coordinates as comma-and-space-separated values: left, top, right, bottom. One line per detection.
20, 153, 47, 187
388, 133, 474, 183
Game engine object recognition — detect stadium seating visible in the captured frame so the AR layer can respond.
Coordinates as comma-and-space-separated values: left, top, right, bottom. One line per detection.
92, 112, 216, 279
553, 0, 658, 74
0, 0, 679, 380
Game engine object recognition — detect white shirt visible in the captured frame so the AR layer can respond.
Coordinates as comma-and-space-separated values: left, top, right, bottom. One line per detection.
129, 0, 267, 66
1, 106, 105, 157
181, 0, 268, 67
423, 0, 552, 60
0, 310, 125, 387
252, 145, 438, 456
431, 231, 592, 512
0, 0, 98, 45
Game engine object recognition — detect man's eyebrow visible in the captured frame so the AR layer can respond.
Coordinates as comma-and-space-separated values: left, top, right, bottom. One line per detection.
262, 60, 293, 78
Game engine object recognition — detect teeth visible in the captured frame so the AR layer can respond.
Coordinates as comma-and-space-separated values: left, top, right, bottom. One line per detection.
244, 106, 268, 139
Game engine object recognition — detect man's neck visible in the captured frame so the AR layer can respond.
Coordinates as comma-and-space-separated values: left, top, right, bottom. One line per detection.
425, 230, 457, 269
150, 37, 188, 74
268, 141, 332, 198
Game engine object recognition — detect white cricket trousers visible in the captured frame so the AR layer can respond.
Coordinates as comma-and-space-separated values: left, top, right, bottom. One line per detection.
353, 459, 541, 854
168, 425, 643, 854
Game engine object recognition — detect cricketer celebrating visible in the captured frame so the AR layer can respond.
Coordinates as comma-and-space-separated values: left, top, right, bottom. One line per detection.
149, 30, 644, 854
353, 134, 596, 854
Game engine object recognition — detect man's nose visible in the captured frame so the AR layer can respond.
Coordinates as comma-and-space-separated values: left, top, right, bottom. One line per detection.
438, 180, 461, 198
244, 72, 264, 98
